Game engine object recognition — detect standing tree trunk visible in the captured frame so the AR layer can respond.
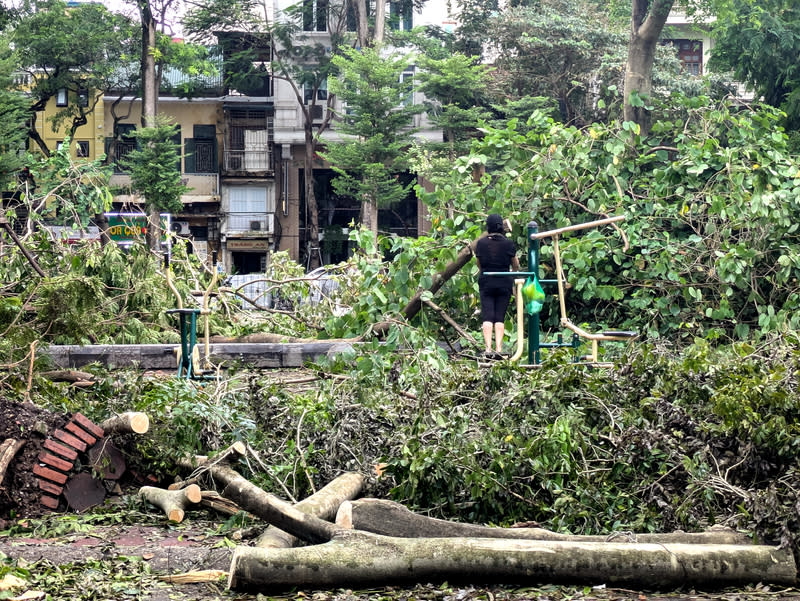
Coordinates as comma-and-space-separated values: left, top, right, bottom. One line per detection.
360, 190, 379, 239
623, 0, 674, 133
353, 0, 368, 49
138, 0, 162, 250
373, 0, 385, 44
303, 125, 321, 270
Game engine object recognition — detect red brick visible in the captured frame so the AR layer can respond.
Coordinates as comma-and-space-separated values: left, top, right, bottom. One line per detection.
43, 439, 78, 461
53, 429, 87, 452
38, 451, 73, 472
40, 495, 60, 509
38, 479, 63, 496
65, 421, 97, 446
71, 413, 105, 439
33, 465, 68, 485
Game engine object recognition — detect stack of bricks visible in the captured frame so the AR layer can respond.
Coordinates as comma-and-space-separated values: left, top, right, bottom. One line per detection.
33, 413, 105, 510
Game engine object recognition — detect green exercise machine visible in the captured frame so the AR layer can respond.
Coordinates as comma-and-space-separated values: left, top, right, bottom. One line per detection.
486, 215, 637, 366
164, 253, 220, 379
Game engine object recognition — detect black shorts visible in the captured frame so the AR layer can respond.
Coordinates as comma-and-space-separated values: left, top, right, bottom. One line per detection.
480, 286, 512, 323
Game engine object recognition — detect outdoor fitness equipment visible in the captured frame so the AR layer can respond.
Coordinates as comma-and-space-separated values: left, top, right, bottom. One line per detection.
485, 215, 637, 366
164, 254, 219, 379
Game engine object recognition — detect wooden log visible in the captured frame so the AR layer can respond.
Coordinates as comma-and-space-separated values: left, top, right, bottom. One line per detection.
336, 498, 752, 545
139, 483, 202, 522
87, 439, 126, 481
40, 370, 97, 384
101, 412, 150, 435
63, 472, 106, 512
255, 472, 364, 548
199, 490, 247, 516
220, 468, 340, 544
228, 530, 797, 592
176, 441, 246, 474
177, 443, 340, 543
0, 439, 26, 487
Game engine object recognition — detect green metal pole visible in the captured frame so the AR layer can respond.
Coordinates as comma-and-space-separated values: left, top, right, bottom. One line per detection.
527, 220, 540, 365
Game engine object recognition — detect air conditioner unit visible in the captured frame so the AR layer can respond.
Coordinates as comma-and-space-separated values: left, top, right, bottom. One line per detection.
310, 104, 324, 122
171, 221, 191, 235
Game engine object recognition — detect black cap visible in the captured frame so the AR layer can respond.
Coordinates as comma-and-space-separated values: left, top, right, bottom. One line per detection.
486, 214, 504, 233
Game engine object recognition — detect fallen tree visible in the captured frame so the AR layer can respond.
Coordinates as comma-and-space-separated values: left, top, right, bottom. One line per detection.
255, 472, 364, 549
228, 529, 797, 591
176, 442, 341, 544
336, 498, 751, 544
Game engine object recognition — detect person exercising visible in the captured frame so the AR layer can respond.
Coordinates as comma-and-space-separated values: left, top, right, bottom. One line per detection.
474, 214, 520, 357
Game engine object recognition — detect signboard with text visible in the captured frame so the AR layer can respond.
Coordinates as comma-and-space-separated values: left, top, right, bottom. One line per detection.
106, 213, 170, 244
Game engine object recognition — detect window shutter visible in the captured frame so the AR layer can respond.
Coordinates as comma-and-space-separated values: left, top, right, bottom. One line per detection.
185, 138, 196, 173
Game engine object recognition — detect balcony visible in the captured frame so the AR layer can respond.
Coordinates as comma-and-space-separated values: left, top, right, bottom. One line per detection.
225, 212, 275, 235
109, 173, 220, 205
223, 150, 273, 174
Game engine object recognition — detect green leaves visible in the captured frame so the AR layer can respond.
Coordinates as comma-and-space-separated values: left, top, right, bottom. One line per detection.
120, 118, 187, 214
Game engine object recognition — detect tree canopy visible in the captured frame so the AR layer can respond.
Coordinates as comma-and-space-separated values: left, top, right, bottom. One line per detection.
709, 0, 800, 133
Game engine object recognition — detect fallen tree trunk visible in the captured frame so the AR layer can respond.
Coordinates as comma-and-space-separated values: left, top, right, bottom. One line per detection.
228, 530, 797, 592
101, 412, 150, 435
255, 472, 364, 548
372, 242, 476, 337
139, 483, 201, 522
0, 439, 25, 486
41, 370, 97, 385
220, 469, 341, 544
336, 498, 751, 545
176, 447, 341, 544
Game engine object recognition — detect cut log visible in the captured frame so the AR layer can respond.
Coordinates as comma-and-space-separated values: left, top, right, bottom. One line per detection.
228, 530, 797, 592
101, 412, 150, 435
139, 483, 202, 522
255, 472, 364, 548
336, 498, 752, 545
63, 472, 106, 512
0, 439, 25, 487
87, 439, 126, 481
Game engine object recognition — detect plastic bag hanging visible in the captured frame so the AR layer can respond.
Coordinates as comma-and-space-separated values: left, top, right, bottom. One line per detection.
522, 273, 545, 315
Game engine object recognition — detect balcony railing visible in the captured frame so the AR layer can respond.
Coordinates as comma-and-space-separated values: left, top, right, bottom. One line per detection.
224, 150, 273, 172
226, 213, 274, 234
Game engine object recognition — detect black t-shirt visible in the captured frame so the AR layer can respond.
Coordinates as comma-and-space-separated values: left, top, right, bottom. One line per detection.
475, 234, 516, 291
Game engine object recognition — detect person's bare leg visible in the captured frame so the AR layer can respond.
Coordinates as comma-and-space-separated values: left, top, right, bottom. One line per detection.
494, 322, 505, 353
482, 321, 493, 352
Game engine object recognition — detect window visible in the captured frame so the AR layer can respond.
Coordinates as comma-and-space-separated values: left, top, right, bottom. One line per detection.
56, 89, 68, 107
108, 123, 137, 174
185, 125, 217, 174
76, 141, 90, 157
303, 0, 328, 31
667, 39, 703, 76
304, 80, 328, 104
230, 186, 268, 213
77, 88, 89, 108
400, 71, 414, 106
